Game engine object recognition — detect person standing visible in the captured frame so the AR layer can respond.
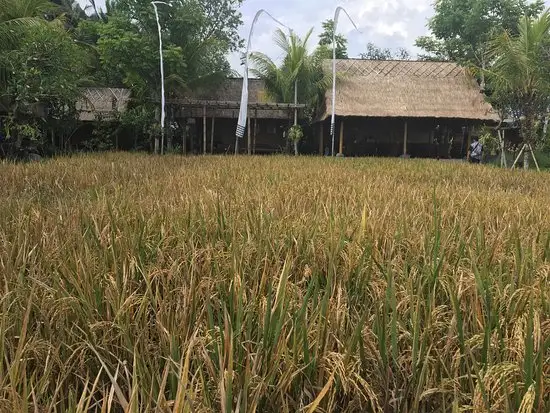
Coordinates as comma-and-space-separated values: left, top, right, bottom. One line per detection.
468, 136, 483, 164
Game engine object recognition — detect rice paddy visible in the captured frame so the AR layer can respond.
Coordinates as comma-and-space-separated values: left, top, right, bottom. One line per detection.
0, 153, 549, 412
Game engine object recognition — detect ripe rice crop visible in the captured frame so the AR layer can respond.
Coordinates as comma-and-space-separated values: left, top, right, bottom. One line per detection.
0, 153, 549, 412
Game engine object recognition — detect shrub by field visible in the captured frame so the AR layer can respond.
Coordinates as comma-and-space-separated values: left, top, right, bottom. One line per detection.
0, 154, 549, 412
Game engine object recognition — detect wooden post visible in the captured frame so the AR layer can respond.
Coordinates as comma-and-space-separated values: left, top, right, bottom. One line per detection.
499, 130, 507, 168
211, 117, 215, 154
253, 109, 258, 154
403, 120, 408, 156
247, 114, 251, 155
339, 119, 344, 155
319, 122, 324, 155
203, 106, 207, 154
181, 124, 187, 155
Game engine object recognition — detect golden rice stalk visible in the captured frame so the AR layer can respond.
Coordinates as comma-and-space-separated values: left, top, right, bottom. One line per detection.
518, 384, 536, 413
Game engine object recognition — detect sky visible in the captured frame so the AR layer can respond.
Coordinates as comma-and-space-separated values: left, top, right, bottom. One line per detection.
79, 0, 550, 75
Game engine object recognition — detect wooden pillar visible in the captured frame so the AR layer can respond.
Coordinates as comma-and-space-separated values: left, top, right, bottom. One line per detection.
210, 117, 215, 154
182, 123, 187, 155
203, 106, 207, 154
403, 120, 408, 156
253, 110, 258, 154
339, 119, 344, 155
319, 122, 324, 155
247, 114, 251, 155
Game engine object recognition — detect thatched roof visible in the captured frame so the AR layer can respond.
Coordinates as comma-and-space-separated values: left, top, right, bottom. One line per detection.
77, 88, 132, 121
75, 81, 301, 121
320, 59, 497, 121
171, 78, 300, 120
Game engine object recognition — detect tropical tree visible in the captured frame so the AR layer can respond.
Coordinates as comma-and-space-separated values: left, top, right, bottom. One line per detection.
0, 0, 57, 49
79, 0, 242, 153
318, 19, 348, 59
0, 0, 91, 157
0, 0, 59, 91
251, 29, 329, 155
360, 43, 410, 60
1, 22, 87, 155
416, 0, 544, 68
483, 11, 550, 169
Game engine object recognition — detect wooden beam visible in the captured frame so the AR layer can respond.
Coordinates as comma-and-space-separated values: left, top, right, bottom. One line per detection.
203, 105, 207, 154
211, 117, 215, 154
319, 122, 324, 155
161, 97, 307, 109
339, 119, 344, 155
403, 120, 408, 156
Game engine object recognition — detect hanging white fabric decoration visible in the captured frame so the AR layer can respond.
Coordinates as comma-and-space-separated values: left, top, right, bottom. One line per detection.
235, 10, 289, 153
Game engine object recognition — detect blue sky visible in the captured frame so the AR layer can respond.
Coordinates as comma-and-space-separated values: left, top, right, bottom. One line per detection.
79, 0, 550, 75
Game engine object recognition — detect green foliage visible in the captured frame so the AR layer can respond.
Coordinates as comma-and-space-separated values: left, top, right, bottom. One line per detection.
76, 0, 243, 155
479, 130, 500, 156
483, 12, 550, 152
92, 14, 183, 94
0, 0, 244, 156
288, 124, 303, 143
82, 114, 119, 151
0, 0, 58, 51
3, 24, 85, 114
3, 116, 40, 141
251, 29, 330, 118
0, 22, 86, 155
318, 19, 348, 59
360, 42, 410, 60
416, 0, 545, 63
86, 0, 241, 97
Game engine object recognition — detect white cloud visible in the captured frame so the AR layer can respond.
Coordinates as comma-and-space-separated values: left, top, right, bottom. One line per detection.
231, 0, 435, 75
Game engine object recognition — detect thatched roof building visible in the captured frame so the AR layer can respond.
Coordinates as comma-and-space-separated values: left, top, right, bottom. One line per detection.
169, 78, 301, 120
315, 59, 498, 158
74, 80, 300, 121
76, 88, 132, 121
319, 59, 497, 121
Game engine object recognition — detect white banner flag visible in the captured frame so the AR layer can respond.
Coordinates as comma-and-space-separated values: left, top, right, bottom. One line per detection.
236, 10, 290, 147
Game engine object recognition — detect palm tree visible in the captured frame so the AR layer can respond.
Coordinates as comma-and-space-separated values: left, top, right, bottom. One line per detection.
484, 11, 550, 169
250, 28, 329, 155
0, 0, 57, 49
0, 0, 58, 90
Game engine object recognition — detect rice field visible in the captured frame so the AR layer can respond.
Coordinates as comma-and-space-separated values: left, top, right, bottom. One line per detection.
0, 153, 549, 413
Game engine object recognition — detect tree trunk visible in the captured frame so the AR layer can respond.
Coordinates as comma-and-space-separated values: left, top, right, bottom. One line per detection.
167, 107, 174, 152
154, 136, 160, 154
167, 130, 173, 152
293, 140, 298, 156
294, 80, 298, 127
522, 110, 536, 169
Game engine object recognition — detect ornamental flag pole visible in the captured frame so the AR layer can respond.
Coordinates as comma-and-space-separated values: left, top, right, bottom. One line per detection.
331, 6, 360, 156
235, 10, 290, 154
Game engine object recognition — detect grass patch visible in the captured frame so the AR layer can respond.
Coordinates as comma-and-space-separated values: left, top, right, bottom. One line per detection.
0, 153, 549, 412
